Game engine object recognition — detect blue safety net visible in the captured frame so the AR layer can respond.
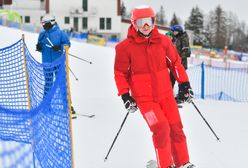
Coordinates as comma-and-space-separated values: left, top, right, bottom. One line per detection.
0, 38, 72, 168
187, 63, 248, 102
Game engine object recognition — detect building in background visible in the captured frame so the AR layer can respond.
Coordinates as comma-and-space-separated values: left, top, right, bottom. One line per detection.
1, 0, 186, 42
0, 0, 13, 8
3, 0, 46, 27
3, 0, 122, 39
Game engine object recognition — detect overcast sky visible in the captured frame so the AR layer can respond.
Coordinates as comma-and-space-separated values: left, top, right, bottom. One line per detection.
122, 0, 248, 25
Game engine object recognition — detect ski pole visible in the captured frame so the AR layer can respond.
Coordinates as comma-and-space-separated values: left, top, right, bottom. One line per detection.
68, 53, 93, 64
46, 37, 54, 47
69, 67, 78, 81
104, 103, 137, 162
46, 36, 93, 64
104, 111, 130, 162
191, 101, 220, 141
44, 44, 79, 81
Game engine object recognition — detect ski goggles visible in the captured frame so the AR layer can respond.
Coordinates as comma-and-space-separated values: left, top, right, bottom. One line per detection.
135, 17, 154, 28
41, 19, 55, 26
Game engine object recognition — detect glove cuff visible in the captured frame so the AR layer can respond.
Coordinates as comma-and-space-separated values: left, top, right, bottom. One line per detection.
121, 92, 130, 101
179, 82, 191, 90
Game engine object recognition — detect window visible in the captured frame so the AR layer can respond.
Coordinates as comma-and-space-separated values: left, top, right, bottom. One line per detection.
1, 0, 12, 5
106, 18, 111, 30
65, 17, 70, 24
100, 18, 105, 30
82, 0, 88, 11
82, 17, 87, 29
24, 16, 30, 23
73, 17, 79, 32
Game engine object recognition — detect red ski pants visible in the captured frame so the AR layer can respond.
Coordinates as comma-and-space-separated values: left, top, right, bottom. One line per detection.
138, 96, 189, 168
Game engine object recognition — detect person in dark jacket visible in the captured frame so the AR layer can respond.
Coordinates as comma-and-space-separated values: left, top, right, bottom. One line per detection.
36, 15, 76, 118
170, 25, 191, 101
114, 6, 195, 168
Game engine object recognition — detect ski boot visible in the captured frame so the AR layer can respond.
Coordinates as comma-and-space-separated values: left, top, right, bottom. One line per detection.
146, 160, 176, 168
168, 166, 176, 168
179, 162, 195, 168
71, 106, 77, 119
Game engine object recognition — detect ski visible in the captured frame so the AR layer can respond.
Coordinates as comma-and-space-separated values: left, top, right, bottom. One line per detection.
75, 113, 95, 118
72, 115, 77, 119
178, 104, 183, 108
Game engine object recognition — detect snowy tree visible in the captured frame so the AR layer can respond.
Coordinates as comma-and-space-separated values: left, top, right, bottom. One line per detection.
156, 6, 167, 26
203, 6, 248, 51
245, 30, 248, 52
204, 5, 227, 49
225, 12, 248, 52
232, 21, 247, 51
225, 11, 239, 49
202, 21, 213, 48
184, 6, 204, 45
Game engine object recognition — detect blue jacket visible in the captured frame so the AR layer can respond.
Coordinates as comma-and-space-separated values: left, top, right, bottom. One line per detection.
37, 25, 71, 63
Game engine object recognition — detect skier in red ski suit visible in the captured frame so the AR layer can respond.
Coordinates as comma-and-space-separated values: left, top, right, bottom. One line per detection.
114, 6, 195, 168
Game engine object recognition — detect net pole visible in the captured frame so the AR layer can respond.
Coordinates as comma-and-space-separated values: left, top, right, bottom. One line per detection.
65, 45, 75, 168
22, 34, 35, 167
22, 34, 31, 109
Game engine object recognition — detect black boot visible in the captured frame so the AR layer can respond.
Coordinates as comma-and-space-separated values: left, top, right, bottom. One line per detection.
168, 165, 176, 168
71, 106, 77, 119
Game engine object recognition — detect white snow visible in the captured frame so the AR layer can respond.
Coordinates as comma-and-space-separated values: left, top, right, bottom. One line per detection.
1, 25, 248, 168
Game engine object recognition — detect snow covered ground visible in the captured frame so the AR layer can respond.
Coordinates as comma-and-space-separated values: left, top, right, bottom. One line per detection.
1, 26, 248, 168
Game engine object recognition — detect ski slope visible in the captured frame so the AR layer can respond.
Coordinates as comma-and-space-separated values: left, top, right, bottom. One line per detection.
1, 25, 248, 168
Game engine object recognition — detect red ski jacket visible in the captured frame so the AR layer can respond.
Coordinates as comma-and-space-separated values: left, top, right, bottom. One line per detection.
114, 26, 189, 103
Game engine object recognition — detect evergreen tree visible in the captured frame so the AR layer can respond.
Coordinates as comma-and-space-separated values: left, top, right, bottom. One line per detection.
156, 6, 167, 26
170, 13, 179, 26
232, 21, 247, 51
204, 5, 227, 49
212, 5, 227, 49
185, 6, 204, 45
226, 12, 248, 52
120, 2, 127, 19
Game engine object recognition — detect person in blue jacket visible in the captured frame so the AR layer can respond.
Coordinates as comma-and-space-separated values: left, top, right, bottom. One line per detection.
36, 15, 70, 63
36, 15, 76, 118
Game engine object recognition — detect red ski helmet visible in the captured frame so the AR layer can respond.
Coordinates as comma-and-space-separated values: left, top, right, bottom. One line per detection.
131, 6, 156, 30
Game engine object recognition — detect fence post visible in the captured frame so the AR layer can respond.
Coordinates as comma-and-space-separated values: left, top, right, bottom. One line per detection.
65, 45, 75, 168
201, 62, 205, 99
22, 34, 35, 167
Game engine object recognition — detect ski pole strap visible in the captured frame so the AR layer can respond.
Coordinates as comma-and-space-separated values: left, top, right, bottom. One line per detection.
125, 100, 137, 113
128, 105, 137, 113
